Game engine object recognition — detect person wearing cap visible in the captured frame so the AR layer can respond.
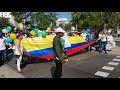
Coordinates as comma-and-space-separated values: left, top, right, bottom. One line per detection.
52, 27, 66, 78
14, 34, 23, 72
46, 30, 52, 35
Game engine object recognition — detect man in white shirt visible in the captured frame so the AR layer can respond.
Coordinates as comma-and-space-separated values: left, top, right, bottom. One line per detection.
81, 30, 87, 40
100, 31, 107, 54
95, 30, 102, 53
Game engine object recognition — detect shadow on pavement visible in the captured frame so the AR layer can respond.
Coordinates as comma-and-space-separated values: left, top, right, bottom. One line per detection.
26, 58, 53, 64
20, 62, 27, 69
20, 58, 53, 69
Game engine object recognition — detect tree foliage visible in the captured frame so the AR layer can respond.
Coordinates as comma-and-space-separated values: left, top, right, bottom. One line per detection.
11, 12, 58, 29
71, 12, 120, 32
0, 17, 12, 31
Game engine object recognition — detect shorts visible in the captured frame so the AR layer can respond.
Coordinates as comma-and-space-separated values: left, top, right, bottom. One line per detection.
14, 55, 21, 58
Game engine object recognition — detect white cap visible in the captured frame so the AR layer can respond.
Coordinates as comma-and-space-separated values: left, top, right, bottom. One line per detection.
55, 27, 65, 33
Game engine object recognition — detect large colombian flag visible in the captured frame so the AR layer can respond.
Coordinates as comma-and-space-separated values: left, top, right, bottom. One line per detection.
21, 35, 94, 60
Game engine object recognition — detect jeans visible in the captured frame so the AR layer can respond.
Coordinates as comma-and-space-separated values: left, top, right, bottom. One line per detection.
98, 40, 102, 52
90, 44, 93, 51
101, 41, 107, 53
0, 49, 7, 62
0, 51, 3, 63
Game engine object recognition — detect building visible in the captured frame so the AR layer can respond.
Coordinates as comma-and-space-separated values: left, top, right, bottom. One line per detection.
0, 12, 18, 26
56, 18, 69, 26
0, 12, 11, 18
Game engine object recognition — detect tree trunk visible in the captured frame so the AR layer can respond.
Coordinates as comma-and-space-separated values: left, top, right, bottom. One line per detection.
76, 24, 77, 31
104, 24, 107, 33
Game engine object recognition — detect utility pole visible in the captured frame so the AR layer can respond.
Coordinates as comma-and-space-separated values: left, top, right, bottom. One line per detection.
104, 23, 107, 34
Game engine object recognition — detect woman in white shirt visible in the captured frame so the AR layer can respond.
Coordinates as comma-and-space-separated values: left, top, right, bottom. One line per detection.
106, 32, 116, 51
14, 34, 23, 72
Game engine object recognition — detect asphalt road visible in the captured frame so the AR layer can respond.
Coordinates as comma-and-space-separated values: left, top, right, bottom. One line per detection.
6, 38, 120, 78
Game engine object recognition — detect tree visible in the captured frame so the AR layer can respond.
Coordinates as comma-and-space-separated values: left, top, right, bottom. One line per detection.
30, 12, 58, 29
71, 12, 120, 33
11, 12, 32, 23
11, 12, 33, 31
11, 12, 58, 30
0, 17, 12, 31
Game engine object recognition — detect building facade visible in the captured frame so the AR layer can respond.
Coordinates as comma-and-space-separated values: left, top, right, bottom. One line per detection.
56, 18, 69, 26
0, 12, 18, 26
0, 12, 11, 18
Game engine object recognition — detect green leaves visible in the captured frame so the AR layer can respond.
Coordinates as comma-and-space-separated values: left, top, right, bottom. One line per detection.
71, 12, 120, 31
11, 12, 58, 29
0, 17, 12, 30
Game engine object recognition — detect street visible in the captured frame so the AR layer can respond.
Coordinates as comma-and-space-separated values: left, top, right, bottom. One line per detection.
5, 37, 120, 78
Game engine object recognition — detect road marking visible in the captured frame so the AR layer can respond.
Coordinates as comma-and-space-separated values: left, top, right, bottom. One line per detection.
108, 62, 119, 66
94, 71, 110, 77
113, 58, 120, 62
116, 56, 120, 59
102, 66, 115, 71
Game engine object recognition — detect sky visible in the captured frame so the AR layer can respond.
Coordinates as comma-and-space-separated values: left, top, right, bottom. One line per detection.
56, 12, 72, 21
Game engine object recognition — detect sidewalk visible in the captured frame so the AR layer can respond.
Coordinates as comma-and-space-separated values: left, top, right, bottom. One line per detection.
0, 64, 25, 78
114, 37, 120, 41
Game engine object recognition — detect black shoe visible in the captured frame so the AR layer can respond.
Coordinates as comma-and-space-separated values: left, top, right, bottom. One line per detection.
0, 62, 4, 67
61, 73, 63, 76
105, 52, 108, 54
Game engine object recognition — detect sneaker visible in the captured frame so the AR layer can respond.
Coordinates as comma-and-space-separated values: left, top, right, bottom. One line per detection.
100, 52, 103, 54
105, 52, 108, 54
0, 62, 4, 67
18, 70, 21, 73
61, 73, 63, 76
65, 59, 68, 62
